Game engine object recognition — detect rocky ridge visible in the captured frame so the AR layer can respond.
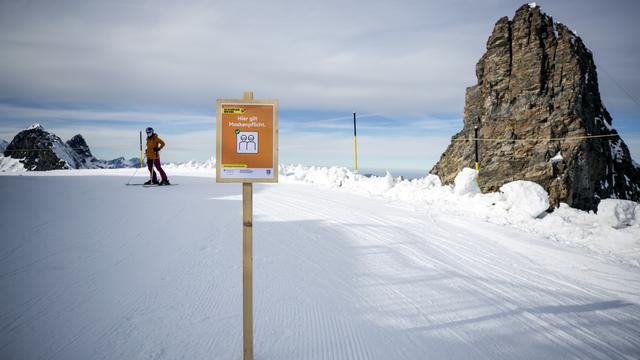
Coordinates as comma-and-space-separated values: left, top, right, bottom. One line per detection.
430, 4, 640, 211
2, 124, 139, 171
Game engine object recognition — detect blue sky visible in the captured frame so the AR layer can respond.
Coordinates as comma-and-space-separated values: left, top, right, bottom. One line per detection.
1, 0, 639, 174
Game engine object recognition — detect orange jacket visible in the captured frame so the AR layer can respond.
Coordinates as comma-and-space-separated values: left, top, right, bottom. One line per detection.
146, 134, 165, 160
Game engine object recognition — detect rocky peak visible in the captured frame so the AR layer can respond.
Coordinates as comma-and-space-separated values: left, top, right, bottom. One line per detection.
3, 124, 74, 170
431, 4, 639, 211
26, 123, 44, 131
2, 125, 140, 171
66, 134, 93, 158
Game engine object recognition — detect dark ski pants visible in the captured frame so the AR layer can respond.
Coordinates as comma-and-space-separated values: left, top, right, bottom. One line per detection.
147, 159, 168, 182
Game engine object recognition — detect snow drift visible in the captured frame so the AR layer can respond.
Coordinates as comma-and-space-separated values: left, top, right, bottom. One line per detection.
597, 199, 640, 228
278, 164, 640, 266
498, 181, 550, 220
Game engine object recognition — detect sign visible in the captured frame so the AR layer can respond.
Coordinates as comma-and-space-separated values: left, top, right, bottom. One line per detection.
216, 99, 278, 183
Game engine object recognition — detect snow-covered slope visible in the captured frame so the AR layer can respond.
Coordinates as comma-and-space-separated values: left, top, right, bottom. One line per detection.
0, 138, 22, 172
1, 170, 639, 359
0, 155, 25, 172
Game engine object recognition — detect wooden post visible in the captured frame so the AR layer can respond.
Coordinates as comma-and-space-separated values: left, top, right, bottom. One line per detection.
242, 91, 254, 360
353, 112, 358, 172
242, 182, 253, 360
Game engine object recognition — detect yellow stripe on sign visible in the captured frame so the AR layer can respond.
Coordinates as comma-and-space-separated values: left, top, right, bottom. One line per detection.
222, 164, 248, 168
223, 108, 245, 114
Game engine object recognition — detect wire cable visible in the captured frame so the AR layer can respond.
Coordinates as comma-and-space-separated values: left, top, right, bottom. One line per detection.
452, 133, 621, 142
2, 147, 95, 152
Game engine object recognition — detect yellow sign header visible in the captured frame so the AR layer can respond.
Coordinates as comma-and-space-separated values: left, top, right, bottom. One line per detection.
223, 108, 246, 114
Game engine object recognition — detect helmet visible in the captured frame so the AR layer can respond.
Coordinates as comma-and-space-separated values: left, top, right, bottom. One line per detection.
145, 127, 154, 135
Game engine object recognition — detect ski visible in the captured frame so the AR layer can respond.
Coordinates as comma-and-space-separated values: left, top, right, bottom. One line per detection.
142, 184, 178, 187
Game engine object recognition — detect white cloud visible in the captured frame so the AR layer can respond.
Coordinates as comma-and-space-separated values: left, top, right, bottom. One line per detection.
0, 1, 489, 114
1, 0, 637, 115
0, 104, 212, 125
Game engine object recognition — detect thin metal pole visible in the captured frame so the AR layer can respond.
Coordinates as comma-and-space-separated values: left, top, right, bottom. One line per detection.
139, 131, 143, 168
353, 112, 358, 172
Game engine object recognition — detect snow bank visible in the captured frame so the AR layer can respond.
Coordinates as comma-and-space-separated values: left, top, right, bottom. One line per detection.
597, 199, 640, 228
131, 158, 218, 178
453, 168, 480, 196
499, 181, 549, 220
279, 164, 639, 266
164, 158, 216, 171
537, 203, 640, 266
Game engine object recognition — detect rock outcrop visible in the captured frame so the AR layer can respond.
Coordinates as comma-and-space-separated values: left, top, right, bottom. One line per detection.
66, 134, 93, 159
3, 124, 139, 171
3, 124, 77, 170
431, 4, 640, 211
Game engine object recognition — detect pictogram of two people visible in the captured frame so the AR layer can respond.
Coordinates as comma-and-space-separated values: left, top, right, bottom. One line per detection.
238, 134, 257, 152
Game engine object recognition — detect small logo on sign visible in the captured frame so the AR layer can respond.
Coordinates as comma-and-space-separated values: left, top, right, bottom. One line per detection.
223, 108, 246, 114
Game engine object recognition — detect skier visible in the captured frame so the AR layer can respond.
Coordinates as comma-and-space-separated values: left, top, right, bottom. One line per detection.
144, 127, 170, 185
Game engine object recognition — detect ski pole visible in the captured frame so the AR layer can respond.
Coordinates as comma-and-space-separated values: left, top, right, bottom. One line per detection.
139, 131, 143, 169
126, 166, 140, 185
